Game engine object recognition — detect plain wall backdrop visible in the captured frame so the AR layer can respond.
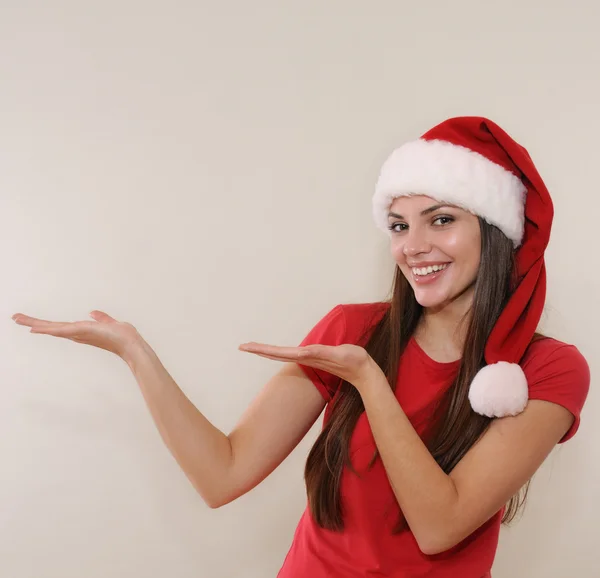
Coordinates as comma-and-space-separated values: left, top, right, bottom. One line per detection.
1, 1, 598, 576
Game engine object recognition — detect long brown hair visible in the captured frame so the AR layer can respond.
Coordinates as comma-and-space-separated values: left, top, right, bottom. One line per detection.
304, 218, 532, 532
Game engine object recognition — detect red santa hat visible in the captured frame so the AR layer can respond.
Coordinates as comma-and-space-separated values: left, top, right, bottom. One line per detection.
372, 116, 554, 418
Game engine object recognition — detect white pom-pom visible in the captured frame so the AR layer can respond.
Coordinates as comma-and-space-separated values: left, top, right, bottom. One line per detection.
468, 362, 528, 418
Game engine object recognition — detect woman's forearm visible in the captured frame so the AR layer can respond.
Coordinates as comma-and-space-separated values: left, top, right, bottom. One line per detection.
123, 338, 233, 508
356, 372, 459, 554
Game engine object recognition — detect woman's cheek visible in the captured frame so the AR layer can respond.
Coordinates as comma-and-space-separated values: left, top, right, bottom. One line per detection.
446, 228, 481, 263
439, 229, 461, 251
390, 239, 405, 263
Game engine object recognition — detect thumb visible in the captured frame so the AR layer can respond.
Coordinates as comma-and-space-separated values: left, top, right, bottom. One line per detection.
89, 310, 117, 323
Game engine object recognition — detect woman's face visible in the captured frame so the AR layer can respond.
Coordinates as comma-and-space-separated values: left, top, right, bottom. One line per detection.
388, 195, 482, 312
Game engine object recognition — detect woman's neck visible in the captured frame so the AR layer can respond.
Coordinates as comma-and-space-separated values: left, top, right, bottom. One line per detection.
414, 295, 473, 363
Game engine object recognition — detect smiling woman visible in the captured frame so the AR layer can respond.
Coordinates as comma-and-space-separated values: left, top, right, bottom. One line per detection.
387, 199, 482, 311
12, 117, 590, 578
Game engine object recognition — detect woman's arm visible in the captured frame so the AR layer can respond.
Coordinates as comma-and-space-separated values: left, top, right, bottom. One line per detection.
125, 339, 326, 508
12, 311, 327, 508
359, 374, 573, 555
238, 340, 582, 556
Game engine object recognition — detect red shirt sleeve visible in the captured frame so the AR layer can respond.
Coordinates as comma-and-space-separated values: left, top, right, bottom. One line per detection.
522, 339, 591, 443
297, 305, 348, 401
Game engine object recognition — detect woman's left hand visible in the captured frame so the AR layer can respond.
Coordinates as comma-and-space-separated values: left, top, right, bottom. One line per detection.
11, 311, 143, 360
238, 341, 384, 392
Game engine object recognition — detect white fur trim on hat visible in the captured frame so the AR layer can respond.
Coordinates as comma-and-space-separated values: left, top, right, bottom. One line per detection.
468, 362, 529, 418
373, 139, 527, 247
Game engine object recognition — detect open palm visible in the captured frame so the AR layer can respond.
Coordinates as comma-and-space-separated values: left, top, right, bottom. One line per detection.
238, 341, 382, 389
12, 310, 141, 358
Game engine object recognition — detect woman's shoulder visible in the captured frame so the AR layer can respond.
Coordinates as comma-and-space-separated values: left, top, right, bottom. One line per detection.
521, 336, 590, 401
337, 301, 390, 318
522, 335, 588, 371
304, 302, 389, 347
336, 301, 390, 337
521, 336, 591, 442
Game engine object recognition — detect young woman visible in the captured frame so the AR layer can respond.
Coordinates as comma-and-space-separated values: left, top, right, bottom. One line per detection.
12, 117, 590, 577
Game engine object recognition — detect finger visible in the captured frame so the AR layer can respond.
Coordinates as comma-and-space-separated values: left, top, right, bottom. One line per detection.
238, 343, 344, 365
253, 352, 343, 377
89, 310, 117, 323
241, 348, 332, 367
29, 323, 79, 337
29, 321, 97, 339
12, 314, 67, 327
297, 344, 337, 360
238, 342, 339, 358
240, 347, 341, 372
238, 342, 305, 358
243, 351, 297, 363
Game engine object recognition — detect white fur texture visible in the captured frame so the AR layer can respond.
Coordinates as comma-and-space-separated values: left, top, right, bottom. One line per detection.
468, 362, 529, 418
373, 139, 527, 247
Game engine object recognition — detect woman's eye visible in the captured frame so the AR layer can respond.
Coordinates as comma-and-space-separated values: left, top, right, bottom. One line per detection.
432, 215, 454, 226
388, 222, 408, 233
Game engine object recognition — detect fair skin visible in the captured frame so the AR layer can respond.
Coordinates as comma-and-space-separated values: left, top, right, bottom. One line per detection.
11, 195, 573, 556
388, 195, 482, 361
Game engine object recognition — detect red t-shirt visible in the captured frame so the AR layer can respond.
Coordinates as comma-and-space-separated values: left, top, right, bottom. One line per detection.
277, 303, 590, 578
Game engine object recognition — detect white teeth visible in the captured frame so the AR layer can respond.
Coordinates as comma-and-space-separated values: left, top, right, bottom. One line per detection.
412, 264, 448, 276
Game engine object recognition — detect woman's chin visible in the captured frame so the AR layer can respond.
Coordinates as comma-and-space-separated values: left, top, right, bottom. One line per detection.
412, 283, 476, 313
411, 284, 455, 310
414, 293, 448, 309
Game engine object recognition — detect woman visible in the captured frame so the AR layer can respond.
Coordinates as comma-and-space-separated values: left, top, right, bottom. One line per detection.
13, 117, 590, 577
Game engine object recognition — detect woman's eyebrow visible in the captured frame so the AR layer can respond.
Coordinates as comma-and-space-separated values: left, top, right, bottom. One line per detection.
388, 203, 455, 220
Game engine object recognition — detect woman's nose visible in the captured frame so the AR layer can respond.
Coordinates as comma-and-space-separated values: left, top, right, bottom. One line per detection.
402, 227, 432, 257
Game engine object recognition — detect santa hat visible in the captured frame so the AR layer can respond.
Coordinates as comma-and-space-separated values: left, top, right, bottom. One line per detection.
372, 116, 553, 418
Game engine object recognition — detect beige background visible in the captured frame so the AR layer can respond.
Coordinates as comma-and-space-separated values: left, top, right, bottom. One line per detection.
1, 1, 598, 576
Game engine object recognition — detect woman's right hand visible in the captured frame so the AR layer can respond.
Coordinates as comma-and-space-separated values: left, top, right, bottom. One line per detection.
12, 310, 143, 360
11, 309, 329, 510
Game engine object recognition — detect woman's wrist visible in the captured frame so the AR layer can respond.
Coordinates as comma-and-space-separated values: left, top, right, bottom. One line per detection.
352, 359, 388, 395
120, 332, 153, 368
